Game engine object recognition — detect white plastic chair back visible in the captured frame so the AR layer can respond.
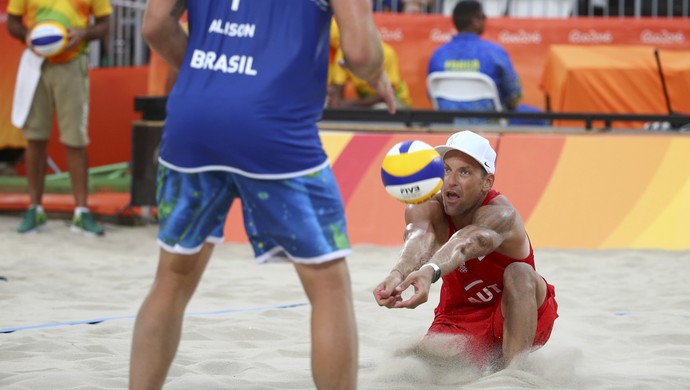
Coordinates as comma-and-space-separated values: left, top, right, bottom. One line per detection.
427, 71, 503, 111
427, 71, 506, 125
508, 0, 576, 17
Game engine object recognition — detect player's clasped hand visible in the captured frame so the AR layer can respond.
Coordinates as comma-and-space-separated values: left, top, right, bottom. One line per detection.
392, 269, 432, 309
373, 268, 433, 309
373, 272, 403, 308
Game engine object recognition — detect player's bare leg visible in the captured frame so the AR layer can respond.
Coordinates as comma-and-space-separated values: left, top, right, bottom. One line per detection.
129, 244, 214, 390
294, 259, 358, 390
500, 262, 547, 368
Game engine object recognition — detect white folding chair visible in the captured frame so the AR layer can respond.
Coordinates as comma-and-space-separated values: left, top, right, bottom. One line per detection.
507, 0, 576, 18
427, 71, 506, 125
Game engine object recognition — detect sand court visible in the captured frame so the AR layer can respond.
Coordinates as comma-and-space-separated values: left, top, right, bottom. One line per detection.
1, 215, 690, 389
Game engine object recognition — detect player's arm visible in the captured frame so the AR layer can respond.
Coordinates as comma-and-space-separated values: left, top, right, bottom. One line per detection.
142, 0, 188, 71
393, 204, 517, 309
395, 203, 442, 277
431, 204, 517, 274
373, 200, 442, 308
331, 0, 396, 114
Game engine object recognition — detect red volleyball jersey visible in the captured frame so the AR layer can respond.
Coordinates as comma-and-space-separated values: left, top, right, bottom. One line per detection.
434, 190, 537, 321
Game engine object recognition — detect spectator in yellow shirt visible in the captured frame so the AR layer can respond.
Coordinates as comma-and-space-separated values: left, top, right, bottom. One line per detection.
7, 0, 111, 235
327, 37, 411, 110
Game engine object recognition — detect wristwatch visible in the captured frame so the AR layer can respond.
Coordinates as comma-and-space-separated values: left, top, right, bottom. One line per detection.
420, 263, 441, 284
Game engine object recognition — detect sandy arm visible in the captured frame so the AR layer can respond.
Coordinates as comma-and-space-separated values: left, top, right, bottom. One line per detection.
393, 204, 518, 309
373, 201, 443, 308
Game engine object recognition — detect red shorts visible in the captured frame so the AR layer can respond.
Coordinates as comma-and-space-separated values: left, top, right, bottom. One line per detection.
426, 282, 558, 365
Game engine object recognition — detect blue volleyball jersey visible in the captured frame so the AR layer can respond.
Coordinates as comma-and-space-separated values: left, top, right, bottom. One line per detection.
161, 0, 332, 178
428, 33, 522, 111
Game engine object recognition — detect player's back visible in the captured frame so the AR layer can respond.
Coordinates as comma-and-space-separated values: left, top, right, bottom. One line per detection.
162, 0, 332, 176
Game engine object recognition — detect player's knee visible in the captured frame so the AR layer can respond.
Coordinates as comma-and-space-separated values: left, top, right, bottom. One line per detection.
502, 262, 538, 298
295, 258, 351, 300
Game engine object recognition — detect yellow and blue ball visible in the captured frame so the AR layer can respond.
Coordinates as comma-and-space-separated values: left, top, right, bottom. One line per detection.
29, 21, 68, 58
381, 140, 444, 204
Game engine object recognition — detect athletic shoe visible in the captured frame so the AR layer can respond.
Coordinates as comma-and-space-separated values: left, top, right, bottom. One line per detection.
71, 212, 105, 236
16, 207, 47, 233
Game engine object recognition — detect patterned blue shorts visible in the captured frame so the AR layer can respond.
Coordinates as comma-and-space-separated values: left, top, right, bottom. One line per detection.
156, 165, 351, 263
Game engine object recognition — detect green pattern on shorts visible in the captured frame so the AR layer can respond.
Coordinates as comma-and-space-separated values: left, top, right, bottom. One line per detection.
330, 224, 350, 250
156, 166, 174, 219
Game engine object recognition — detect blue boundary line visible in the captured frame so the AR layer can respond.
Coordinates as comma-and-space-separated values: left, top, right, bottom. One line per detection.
0, 302, 308, 334
614, 311, 690, 319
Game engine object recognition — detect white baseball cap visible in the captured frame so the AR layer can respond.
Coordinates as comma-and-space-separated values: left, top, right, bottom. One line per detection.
434, 131, 496, 174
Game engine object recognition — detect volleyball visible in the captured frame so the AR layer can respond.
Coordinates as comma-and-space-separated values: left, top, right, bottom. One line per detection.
381, 140, 444, 204
29, 21, 68, 58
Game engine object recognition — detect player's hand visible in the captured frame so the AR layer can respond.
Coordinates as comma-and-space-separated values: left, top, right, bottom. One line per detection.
373, 271, 404, 308
392, 267, 433, 309
367, 72, 396, 115
338, 59, 396, 115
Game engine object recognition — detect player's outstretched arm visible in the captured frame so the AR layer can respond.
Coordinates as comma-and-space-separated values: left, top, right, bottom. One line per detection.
393, 204, 516, 309
373, 201, 440, 308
